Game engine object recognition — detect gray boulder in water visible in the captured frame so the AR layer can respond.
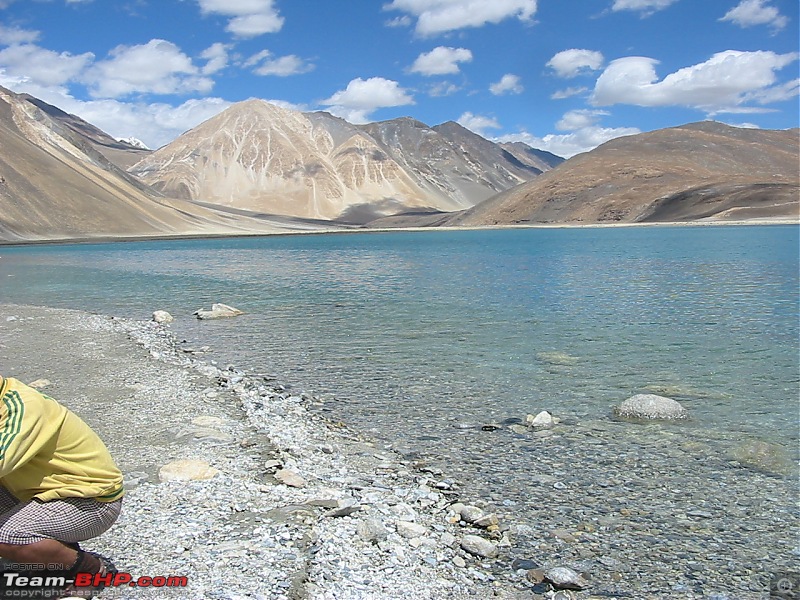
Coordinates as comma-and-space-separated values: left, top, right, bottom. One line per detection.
614, 394, 688, 420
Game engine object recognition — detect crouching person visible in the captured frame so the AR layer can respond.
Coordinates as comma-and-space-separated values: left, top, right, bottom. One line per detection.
0, 376, 123, 598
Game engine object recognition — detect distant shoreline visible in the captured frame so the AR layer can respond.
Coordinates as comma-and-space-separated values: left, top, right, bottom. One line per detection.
0, 217, 797, 247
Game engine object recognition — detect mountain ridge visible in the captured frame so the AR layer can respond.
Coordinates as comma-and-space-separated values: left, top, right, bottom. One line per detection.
130, 99, 561, 221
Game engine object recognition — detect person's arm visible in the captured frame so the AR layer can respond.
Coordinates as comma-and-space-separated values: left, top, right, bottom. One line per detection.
0, 385, 52, 479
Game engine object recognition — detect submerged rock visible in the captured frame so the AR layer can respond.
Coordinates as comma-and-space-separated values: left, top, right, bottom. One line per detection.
614, 394, 688, 420
730, 439, 795, 476
194, 303, 244, 320
536, 351, 579, 365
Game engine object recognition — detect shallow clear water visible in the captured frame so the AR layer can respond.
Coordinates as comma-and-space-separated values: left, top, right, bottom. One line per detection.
1, 226, 798, 448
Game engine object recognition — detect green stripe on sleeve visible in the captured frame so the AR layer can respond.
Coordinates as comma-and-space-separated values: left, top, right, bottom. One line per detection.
0, 391, 24, 460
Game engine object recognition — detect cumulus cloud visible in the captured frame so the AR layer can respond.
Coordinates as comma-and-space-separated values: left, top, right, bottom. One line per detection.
610, 0, 678, 16
410, 46, 472, 75
0, 24, 39, 45
83, 39, 213, 98
457, 111, 501, 136
547, 49, 604, 78
244, 50, 314, 76
196, 0, 284, 38
384, 0, 537, 36
0, 44, 93, 87
0, 74, 232, 149
321, 77, 414, 123
490, 73, 523, 95
555, 109, 609, 131
592, 50, 799, 111
498, 124, 640, 158
200, 43, 230, 75
720, 0, 788, 32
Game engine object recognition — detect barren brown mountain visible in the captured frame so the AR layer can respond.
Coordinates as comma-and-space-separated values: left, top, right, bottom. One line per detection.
130, 100, 559, 222
441, 122, 799, 226
0, 87, 322, 242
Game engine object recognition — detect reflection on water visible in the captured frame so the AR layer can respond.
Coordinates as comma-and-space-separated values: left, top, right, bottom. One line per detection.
0, 226, 797, 449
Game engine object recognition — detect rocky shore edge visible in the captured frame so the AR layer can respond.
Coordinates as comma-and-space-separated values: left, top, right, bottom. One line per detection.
2, 304, 585, 599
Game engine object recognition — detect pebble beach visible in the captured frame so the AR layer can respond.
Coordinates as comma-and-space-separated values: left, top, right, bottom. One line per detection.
0, 303, 796, 599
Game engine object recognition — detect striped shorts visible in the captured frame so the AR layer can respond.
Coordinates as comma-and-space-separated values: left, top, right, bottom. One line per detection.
0, 486, 121, 545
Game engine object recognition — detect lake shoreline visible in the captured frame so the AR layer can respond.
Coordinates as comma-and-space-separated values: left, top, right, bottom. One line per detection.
0, 303, 527, 599
0, 217, 797, 247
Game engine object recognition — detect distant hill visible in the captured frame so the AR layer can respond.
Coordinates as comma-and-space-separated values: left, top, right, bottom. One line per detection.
130, 100, 559, 222
439, 122, 799, 226
0, 87, 317, 242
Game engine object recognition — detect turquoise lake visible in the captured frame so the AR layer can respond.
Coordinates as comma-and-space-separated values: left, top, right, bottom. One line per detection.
4, 224, 798, 596
1, 225, 798, 449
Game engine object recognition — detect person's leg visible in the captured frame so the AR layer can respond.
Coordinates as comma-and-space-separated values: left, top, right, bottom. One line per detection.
0, 496, 121, 569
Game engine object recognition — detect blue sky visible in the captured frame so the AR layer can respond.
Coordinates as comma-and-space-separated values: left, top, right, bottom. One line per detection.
0, 0, 797, 157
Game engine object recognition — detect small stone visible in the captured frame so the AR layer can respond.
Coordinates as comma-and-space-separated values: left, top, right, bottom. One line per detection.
357, 517, 389, 543
474, 514, 500, 529
453, 556, 466, 568
192, 416, 226, 427
158, 459, 219, 482
526, 569, 545, 584
544, 566, 589, 590
511, 558, 540, 571
396, 521, 427, 539
275, 469, 306, 488
323, 505, 362, 518
527, 410, 556, 429
27, 379, 51, 389
152, 310, 173, 324
264, 460, 283, 471
459, 505, 484, 523
460, 535, 498, 558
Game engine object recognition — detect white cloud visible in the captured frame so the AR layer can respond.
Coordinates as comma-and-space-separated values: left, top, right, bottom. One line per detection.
410, 46, 472, 75
0, 76, 232, 149
321, 77, 414, 123
555, 109, 609, 131
592, 50, 799, 111
385, 15, 413, 27
196, 0, 284, 38
720, 0, 788, 32
547, 49, 604, 78
428, 81, 461, 96
551, 86, 588, 100
0, 44, 93, 87
245, 51, 314, 76
0, 24, 39, 45
490, 73, 523, 95
200, 43, 230, 75
83, 39, 213, 98
457, 111, 501, 136
498, 124, 640, 158
384, 0, 537, 36
610, 0, 678, 15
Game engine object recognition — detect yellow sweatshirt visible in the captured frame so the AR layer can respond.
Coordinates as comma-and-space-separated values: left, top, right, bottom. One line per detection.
0, 377, 124, 503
